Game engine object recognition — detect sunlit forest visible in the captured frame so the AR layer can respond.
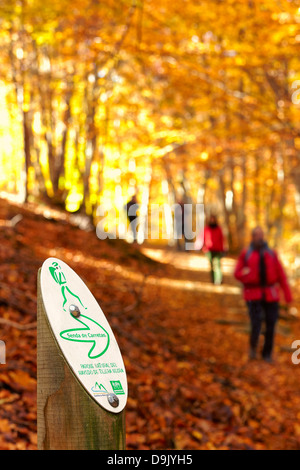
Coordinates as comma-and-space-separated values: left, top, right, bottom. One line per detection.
1, 0, 300, 451
1, 0, 300, 251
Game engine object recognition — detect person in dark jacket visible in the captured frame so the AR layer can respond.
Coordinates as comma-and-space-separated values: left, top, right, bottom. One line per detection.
125, 194, 139, 242
234, 226, 292, 362
203, 215, 225, 285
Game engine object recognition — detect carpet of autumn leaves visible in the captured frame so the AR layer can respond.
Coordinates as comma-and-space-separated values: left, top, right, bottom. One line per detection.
0, 198, 300, 450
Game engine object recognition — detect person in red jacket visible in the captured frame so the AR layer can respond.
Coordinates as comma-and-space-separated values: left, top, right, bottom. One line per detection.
203, 215, 225, 285
234, 226, 292, 362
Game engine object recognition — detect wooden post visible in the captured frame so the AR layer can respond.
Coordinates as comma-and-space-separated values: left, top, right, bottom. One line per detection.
37, 269, 126, 450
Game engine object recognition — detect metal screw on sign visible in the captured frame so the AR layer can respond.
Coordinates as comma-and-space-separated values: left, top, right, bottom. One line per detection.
107, 393, 119, 408
69, 304, 81, 318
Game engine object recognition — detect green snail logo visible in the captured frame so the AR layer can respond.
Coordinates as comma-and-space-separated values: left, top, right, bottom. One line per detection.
49, 262, 110, 359
59, 311, 110, 359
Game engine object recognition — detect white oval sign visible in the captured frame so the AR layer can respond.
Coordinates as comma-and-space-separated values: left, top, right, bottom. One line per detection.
40, 257, 127, 413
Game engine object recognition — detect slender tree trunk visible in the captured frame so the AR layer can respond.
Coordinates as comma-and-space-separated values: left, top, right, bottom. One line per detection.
219, 170, 233, 251
52, 86, 73, 199
23, 110, 32, 202
254, 154, 261, 225
238, 153, 247, 249
8, 28, 33, 203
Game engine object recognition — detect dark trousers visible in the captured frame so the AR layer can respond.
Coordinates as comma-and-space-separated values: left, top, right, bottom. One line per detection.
128, 216, 138, 241
247, 300, 279, 359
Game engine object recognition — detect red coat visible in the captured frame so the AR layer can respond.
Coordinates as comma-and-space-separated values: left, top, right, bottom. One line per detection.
234, 245, 292, 303
203, 225, 224, 253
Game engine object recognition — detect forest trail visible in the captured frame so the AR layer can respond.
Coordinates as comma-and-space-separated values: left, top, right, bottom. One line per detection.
0, 200, 300, 450
129, 246, 300, 450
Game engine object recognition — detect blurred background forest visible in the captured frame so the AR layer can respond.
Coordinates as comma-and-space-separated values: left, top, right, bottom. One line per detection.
0, 0, 300, 256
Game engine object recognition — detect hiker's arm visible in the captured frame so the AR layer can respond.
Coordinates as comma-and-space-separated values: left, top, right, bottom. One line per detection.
234, 251, 251, 283
275, 254, 293, 304
219, 228, 225, 252
202, 226, 209, 252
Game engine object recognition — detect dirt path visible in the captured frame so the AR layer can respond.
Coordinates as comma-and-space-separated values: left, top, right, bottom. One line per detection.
0, 199, 299, 450
123, 247, 300, 450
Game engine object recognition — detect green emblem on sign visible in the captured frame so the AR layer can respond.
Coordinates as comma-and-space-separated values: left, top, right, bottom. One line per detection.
49, 262, 110, 359
49, 262, 87, 312
110, 380, 125, 395
59, 313, 110, 359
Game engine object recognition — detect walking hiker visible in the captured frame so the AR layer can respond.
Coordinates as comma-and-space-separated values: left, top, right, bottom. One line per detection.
203, 214, 225, 285
234, 226, 292, 362
125, 194, 139, 242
